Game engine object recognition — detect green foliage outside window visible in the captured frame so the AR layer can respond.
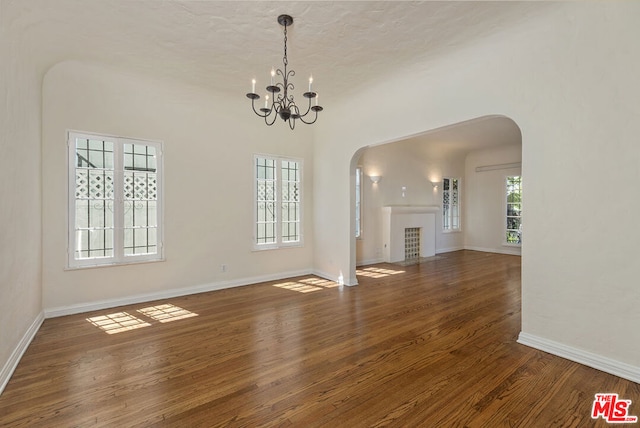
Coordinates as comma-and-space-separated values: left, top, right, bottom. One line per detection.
506, 176, 522, 244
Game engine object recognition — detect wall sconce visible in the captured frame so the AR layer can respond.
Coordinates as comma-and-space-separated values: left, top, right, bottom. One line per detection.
431, 181, 439, 190
369, 175, 381, 184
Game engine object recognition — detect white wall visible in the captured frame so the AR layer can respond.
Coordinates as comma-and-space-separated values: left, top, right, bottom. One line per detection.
464, 144, 522, 255
314, 2, 640, 374
42, 61, 314, 312
0, 10, 44, 391
355, 139, 466, 265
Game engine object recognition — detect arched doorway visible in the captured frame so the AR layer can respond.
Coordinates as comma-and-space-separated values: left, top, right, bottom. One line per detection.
350, 115, 523, 278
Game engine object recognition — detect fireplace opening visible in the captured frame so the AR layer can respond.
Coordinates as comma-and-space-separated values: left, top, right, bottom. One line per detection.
404, 227, 420, 261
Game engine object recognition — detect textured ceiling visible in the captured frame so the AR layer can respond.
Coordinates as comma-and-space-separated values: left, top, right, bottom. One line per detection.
4, 0, 554, 101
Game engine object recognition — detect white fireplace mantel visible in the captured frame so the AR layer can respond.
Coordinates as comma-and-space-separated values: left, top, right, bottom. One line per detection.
382, 206, 438, 263
382, 205, 440, 214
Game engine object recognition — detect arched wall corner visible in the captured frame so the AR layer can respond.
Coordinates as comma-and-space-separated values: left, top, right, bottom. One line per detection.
347, 146, 370, 286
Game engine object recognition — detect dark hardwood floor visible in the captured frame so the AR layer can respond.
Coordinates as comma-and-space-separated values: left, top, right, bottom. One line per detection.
1, 250, 638, 427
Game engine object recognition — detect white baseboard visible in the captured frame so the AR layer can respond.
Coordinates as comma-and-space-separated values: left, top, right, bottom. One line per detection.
518, 332, 640, 384
44, 269, 314, 318
312, 269, 357, 286
356, 257, 384, 267
0, 311, 44, 396
436, 246, 465, 254
465, 245, 521, 256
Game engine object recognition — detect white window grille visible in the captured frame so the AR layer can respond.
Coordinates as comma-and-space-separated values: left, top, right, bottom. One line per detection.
254, 155, 302, 249
506, 176, 522, 245
355, 167, 362, 238
442, 177, 461, 231
68, 131, 163, 268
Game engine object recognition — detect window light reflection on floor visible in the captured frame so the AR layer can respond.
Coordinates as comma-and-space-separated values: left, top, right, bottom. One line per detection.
86, 312, 151, 334
273, 276, 340, 293
355, 267, 406, 278
137, 304, 198, 323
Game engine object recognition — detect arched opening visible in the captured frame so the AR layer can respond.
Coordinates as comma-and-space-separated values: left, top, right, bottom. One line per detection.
349, 115, 522, 281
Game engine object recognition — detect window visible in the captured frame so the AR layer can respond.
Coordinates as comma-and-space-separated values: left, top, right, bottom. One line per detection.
506, 176, 522, 245
68, 131, 163, 268
355, 167, 362, 238
442, 177, 461, 231
254, 155, 302, 249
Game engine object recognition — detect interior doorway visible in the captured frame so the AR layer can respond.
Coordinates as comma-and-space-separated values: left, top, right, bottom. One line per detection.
351, 115, 523, 271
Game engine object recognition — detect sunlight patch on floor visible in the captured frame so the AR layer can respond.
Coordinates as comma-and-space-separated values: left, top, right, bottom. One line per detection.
138, 304, 198, 323
356, 267, 406, 278
298, 277, 340, 288
86, 312, 151, 334
273, 276, 340, 293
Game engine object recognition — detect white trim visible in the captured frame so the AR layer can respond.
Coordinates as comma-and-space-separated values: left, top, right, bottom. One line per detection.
436, 246, 465, 254
464, 245, 521, 256
505, 174, 522, 246
518, 332, 640, 384
312, 269, 358, 286
356, 257, 385, 267
475, 162, 521, 173
502, 242, 522, 248
67, 131, 164, 268
382, 205, 440, 214
253, 154, 304, 250
442, 177, 461, 232
0, 312, 44, 396
355, 166, 363, 239
44, 269, 313, 318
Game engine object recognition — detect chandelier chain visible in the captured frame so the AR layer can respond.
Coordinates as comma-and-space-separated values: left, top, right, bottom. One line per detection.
245, 14, 323, 129
283, 23, 288, 67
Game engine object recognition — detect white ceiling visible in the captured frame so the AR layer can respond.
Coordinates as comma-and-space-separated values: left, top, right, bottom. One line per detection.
5, 0, 554, 101
3, 1, 546, 150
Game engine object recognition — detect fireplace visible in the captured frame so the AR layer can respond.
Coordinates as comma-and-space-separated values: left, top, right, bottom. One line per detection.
382, 206, 438, 263
405, 227, 421, 260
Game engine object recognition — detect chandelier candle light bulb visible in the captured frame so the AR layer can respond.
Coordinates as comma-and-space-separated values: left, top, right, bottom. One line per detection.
245, 14, 323, 129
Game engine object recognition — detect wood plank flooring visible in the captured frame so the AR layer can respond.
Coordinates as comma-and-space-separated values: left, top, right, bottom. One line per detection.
1, 250, 638, 427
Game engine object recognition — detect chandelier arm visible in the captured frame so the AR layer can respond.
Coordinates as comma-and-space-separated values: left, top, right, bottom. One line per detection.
296, 95, 313, 117
264, 109, 278, 126
250, 98, 269, 118
251, 97, 280, 126
297, 109, 319, 125
264, 99, 277, 125
246, 14, 322, 129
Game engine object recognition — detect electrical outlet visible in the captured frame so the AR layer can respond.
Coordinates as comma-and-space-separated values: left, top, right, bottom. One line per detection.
221, 264, 227, 272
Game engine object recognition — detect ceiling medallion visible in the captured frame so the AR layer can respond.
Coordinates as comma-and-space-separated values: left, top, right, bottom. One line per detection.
246, 14, 323, 129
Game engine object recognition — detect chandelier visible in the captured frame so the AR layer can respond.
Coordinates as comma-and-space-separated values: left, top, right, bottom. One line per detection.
246, 14, 323, 129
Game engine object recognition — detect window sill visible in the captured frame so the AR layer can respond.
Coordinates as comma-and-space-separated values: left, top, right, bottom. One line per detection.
66, 257, 165, 271
252, 243, 304, 252
502, 242, 522, 248
442, 229, 462, 234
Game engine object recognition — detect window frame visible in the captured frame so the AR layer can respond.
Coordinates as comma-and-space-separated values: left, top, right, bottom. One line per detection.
442, 177, 462, 233
253, 154, 303, 251
67, 130, 164, 269
504, 175, 522, 246
355, 166, 363, 239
